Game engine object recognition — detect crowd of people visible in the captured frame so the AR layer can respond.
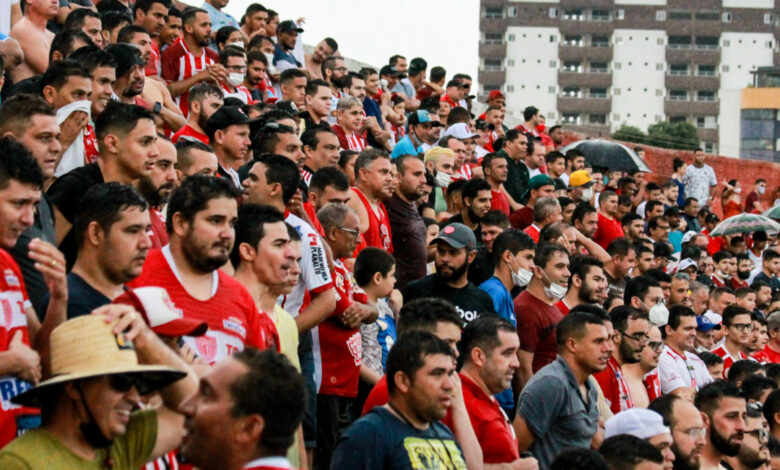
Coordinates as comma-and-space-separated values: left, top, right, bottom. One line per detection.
0, 0, 779, 470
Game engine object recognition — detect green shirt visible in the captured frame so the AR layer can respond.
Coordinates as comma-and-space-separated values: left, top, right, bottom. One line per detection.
0, 408, 158, 470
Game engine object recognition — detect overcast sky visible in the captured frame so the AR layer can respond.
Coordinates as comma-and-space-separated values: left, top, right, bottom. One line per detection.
187, 0, 480, 86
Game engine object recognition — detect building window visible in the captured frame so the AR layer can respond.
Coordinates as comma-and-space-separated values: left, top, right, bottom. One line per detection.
765, 13, 774, 24
697, 91, 716, 101
704, 143, 714, 153
616, 9, 624, 20
484, 7, 503, 19
589, 88, 608, 98
670, 116, 686, 124
695, 11, 718, 20
563, 9, 584, 20
656, 63, 664, 71
507, 59, 515, 67
695, 36, 719, 49
669, 11, 692, 20
668, 36, 691, 49
563, 61, 582, 72
697, 65, 716, 76
591, 9, 610, 21
507, 6, 517, 17
564, 35, 583, 46
548, 86, 556, 94
590, 62, 608, 73
669, 64, 688, 75
507, 34, 515, 42
589, 114, 607, 125
722, 12, 732, 23
768, 41, 775, 49
562, 113, 581, 124
592, 36, 610, 47
668, 89, 688, 101
550, 35, 556, 43
482, 84, 500, 93
483, 59, 503, 71
549, 60, 557, 68
696, 117, 705, 128
484, 33, 503, 45
506, 85, 515, 93
656, 10, 666, 21
562, 87, 581, 97
549, 7, 558, 18
722, 65, 730, 72
614, 62, 621, 70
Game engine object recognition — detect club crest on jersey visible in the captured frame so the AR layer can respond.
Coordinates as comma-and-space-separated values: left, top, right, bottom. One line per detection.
195, 335, 218, 363
3, 269, 19, 287
222, 318, 246, 338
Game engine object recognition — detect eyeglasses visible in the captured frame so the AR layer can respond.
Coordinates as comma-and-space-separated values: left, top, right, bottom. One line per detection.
109, 374, 142, 393
620, 331, 650, 344
338, 226, 360, 238
729, 323, 755, 332
648, 341, 664, 351
676, 427, 707, 440
745, 429, 769, 442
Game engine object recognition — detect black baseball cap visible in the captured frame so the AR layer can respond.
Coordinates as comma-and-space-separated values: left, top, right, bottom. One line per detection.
277, 20, 303, 33
206, 106, 256, 138
380, 65, 404, 78
432, 222, 477, 251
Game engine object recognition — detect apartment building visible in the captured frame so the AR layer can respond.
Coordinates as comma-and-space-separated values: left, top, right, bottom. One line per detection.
478, 0, 780, 156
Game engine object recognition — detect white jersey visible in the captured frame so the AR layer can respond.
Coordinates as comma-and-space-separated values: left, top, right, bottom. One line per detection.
658, 345, 713, 395
279, 213, 333, 317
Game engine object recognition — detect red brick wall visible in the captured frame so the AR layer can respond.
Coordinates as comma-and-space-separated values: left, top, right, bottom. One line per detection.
561, 131, 780, 217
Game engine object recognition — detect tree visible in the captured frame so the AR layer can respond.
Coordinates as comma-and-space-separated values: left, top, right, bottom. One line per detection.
612, 125, 646, 145
646, 121, 699, 150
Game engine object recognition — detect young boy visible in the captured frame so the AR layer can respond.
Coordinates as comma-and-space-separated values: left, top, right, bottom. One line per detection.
698, 351, 725, 381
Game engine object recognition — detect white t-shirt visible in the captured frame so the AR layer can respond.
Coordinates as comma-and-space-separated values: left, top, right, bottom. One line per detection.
658, 345, 713, 395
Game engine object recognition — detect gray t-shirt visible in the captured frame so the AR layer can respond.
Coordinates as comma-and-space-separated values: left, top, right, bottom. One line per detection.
516, 355, 599, 470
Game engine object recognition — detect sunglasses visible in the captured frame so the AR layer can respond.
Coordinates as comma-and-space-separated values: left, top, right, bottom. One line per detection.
648, 341, 664, 351
109, 374, 146, 394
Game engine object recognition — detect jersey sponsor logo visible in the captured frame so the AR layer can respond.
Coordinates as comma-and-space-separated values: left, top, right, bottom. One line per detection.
347, 331, 362, 366
4, 269, 19, 287
380, 223, 392, 250
222, 318, 247, 338
403, 436, 467, 469
456, 306, 479, 324
0, 376, 33, 411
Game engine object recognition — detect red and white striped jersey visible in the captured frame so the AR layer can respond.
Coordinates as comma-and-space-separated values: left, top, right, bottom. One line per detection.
161, 38, 218, 117
452, 164, 473, 182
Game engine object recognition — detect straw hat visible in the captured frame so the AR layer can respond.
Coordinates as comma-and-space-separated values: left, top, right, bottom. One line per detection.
13, 315, 186, 407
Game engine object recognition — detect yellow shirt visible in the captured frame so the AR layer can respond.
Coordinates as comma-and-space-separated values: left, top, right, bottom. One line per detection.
272, 304, 302, 467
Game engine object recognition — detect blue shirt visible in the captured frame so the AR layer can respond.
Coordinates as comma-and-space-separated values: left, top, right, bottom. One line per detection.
479, 276, 516, 414
375, 299, 397, 371
273, 43, 301, 67
390, 134, 421, 159
201, 2, 239, 33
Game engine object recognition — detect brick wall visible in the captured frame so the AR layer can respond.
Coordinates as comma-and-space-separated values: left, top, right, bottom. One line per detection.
561, 131, 780, 217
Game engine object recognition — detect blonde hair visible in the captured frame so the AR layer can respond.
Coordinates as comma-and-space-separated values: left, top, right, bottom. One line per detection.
423, 146, 454, 164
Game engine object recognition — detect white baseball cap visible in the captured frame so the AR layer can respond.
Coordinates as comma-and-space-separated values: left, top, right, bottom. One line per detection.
605, 408, 670, 440
444, 123, 479, 140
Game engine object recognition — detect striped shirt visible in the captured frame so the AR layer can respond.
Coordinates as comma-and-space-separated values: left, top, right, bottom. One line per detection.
161, 38, 218, 117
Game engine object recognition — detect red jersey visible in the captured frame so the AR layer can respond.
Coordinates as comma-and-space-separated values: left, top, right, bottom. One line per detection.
221, 82, 254, 104
452, 164, 472, 182
391, 123, 406, 142
523, 224, 540, 243
332, 124, 366, 152
171, 124, 209, 145
643, 369, 661, 402
302, 202, 325, 236
129, 247, 278, 364
754, 344, 780, 364
490, 190, 510, 216
460, 373, 519, 464
148, 208, 169, 249
0, 249, 38, 449
145, 41, 160, 77
83, 123, 98, 165
711, 344, 748, 378
352, 187, 393, 253
593, 356, 634, 414
594, 213, 625, 250
555, 299, 571, 315
161, 38, 218, 117
313, 260, 368, 397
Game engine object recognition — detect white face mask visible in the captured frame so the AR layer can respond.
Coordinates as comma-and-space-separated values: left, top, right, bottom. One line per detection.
718, 269, 732, 280
648, 303, 669, 327
228, 41, 244, 49
735, 187, 742, 194
227, 72, 244, 86
435, 171, 452, 188
543, 271, 567, 300
758, 186, 766, 195
512, 267, 533, 288
581, 187, 594, 202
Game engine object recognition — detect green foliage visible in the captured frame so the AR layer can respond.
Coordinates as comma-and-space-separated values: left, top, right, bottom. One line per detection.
612, 121, 699, 150
612, 125, 646, 144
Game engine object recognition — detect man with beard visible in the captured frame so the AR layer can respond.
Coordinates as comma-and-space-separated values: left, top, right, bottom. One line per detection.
162, 7, 223, 118
460, 315, 539, 469
171, 82, 224, 144
442, 178, 492, 245
42, 183, 150, 319
695, 381, 747, 470
558, 255, 608, 314
205, 106, 251, 191
48, 101, 160, 268
130, 176, 278, 364
604, 238, 637, 299
659, 305, 714, 397
106, 42, 147, 107
138, 138, 178, 248
622, 213, 646, 244
403, 222, 493, 324
723, 404, 770, 470
347, 148, 395, 253
391, 110, 441, 159
650, 394, 708, 470
514, 310, 611, 469
332, 331, 468, 469
623, 324, 664, 407
304, 38, 338, 79
594, 305, 651, 413
386, 154, 428, 290
303, 167, 351, 232
515, 243, 570, 390
132, 0, 170, 75
244, 50, 269, 104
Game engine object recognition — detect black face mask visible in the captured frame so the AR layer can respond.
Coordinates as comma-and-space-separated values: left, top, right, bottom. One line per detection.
738, 270, 751, 280
77, 384, 113, 449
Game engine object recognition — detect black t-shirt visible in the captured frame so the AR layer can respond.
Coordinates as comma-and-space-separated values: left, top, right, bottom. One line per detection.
386, 193, 427, 291
39, 272, 111, 319
331, 407, 467, 470
46, 163, 104, 269
403, 273, 494, 324
440, 213, 482, 246
467, 248, 494, 288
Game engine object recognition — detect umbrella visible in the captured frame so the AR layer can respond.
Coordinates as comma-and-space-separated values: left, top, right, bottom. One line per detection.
763, 205, 780, 220
709, 213, 780, 237
558, 139, 651, 172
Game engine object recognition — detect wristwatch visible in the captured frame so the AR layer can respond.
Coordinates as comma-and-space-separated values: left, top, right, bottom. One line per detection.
153, 102, 162, 114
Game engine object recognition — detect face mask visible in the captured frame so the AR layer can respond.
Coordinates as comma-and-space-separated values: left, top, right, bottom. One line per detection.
718, 270, 732, 280
264, 53, 277, 74
536, 124, 546, 133
738, 270, 751, 280
435, 171, 452, 188
735, 187, 742, 194
581, 187, 594, 201
648, 303, 669, 327
512, 267, 533, 288
228, 41, 244, 49
759, 186, 766, 195
227, 72, 244, 86
543, 271, 567, 300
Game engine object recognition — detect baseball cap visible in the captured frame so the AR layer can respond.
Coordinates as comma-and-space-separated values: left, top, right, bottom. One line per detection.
408, 110, 442, 127
277, 20, 303, 33
697, 315, 722, 332
443, 122, 478, 140
275, 100, 303, 115
432, 223, 477, 252
704, 311, 723, 326
488, 90, 505, 100
605, 409, 670, 440
446, 78, 464, 88
522, 174, 554, 198
681, 231, 699, 244
206, 106, 255, 137
678, 258, 698, 272
568, 170, 593, 188
379, 65, 402, 78
113, 287, 208, 337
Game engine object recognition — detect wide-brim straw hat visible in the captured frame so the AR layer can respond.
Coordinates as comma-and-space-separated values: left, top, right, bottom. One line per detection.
13, 315, 186, 408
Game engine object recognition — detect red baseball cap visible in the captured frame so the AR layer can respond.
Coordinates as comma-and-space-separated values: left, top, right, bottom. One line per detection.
488, 90, 505, 100
113, 287, 208, 338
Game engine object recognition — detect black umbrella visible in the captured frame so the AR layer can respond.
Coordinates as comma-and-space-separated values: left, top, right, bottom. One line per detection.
559, 139, 651, 172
